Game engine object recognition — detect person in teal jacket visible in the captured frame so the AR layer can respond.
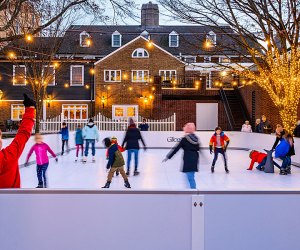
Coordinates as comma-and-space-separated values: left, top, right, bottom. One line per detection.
82, 119, 99, 162
75, 125, 84, 162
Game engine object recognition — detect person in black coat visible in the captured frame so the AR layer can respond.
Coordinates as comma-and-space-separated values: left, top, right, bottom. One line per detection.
122, 118, 146, 176
163, 123, 200, 189
139, 119, 149, 131
293, 121, 300, 138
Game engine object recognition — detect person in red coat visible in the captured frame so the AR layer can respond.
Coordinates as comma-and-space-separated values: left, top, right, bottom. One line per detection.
0, 94, 36, 188
247, 150, 268, 171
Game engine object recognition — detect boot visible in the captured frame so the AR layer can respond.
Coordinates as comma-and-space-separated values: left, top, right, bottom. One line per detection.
92, 156, 96, 162
36, 182, 43, 188
102, 181, 111, 188
211, 166, 214, 173
126, 170, 130, 176
225, 166, 229, 173
82, 157, 87, 163
115, 170, 120, 176
280, 169, 287, 175
286, 167, 291, 174
133, 170, 140, 176
124, 181, 131, 188
75, 157, 78, 162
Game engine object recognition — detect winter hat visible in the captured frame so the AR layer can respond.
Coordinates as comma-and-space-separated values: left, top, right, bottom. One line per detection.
183, 123, 196, 134
103, 137, 111, 148
89, 118, 94, 123
111, 136, 118, 142
129, 118, 135, 126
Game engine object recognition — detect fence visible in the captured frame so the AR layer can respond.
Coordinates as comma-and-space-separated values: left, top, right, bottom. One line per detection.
40, 113, 176, 133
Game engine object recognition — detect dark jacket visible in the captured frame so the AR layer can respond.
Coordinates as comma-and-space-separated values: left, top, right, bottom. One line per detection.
255, 124, 262, 133
260, 120, 272, 134
75, 128, 83, 145
139, 123, 149, 131
107, 144, 125, 168
59, 127, 69, 140
167, 133, 200, 172
294, 125, 300, 138
122, 125, 146, 149
272, 130, 286, 150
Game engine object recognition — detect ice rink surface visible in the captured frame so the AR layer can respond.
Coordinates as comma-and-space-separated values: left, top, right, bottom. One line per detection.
20, 149, 300, 190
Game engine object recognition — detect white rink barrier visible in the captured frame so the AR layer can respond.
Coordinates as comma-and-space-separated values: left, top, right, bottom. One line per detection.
2, 131, 300, 166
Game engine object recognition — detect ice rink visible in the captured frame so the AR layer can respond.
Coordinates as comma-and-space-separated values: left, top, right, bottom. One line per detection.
20, 148, 300, 190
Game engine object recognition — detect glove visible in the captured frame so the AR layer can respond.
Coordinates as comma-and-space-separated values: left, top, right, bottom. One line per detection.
162, 158, 168, 163
55, 158, 58, 162
224, 147, 227, 153
209, 146, 213, 154
23, 94, 36, 108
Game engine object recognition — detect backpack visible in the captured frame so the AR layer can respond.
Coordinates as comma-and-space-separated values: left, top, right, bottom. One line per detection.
113, 150, 125, 167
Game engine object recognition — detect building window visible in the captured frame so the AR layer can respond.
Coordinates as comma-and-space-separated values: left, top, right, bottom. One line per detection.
184, 56, 196, 63
62, 104, 88, 120
159, 70, 177, 81
141, 30, 150, 40
206, 31, 216, 46
219, 57, 231, 63
11, 104, 25, 121
112, 105, 138, 120
104, 70, 121, 82
132, 70, 149, 82
112, 31, 122, 47
169, 31, 179, 47
204, 56, 211, 63
43, 65, 55, 86
132, 48, 149, 58
13, 65, 26, 85
70, 65, 84, 86
80, 31, 91, 47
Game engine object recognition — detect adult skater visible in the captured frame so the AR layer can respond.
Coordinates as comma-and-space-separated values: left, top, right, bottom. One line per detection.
25, 133, 58, 188
209, 127, 230, 173
122, 118, 146, 176
59, 122, 69, 155
0, 94, 36, 188
82, 118, 99, 163
163, 123, 200, 189
102, 137, 131, 189
272, 134, 291, 175
271, 124, 286, 150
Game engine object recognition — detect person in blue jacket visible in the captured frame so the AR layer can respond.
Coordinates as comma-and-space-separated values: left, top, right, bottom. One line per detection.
59, 122, 69, 155
273, 135, 291, 175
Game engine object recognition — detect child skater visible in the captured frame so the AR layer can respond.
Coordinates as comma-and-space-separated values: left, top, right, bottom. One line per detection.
75, 125, 84, 162
59, 122, 69, 155
163, 123, 200, 189
247, 150, 268, 171
25, 133, 58, 188
106, 136, 125, 176
0, 94, 36, 188
102, 137, 131, 189
209, 127, 230, 173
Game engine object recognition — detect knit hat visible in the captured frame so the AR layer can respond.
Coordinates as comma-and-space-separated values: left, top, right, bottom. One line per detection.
89, 118, 94, 123
183, 123, 196, 134
111, 136, 117, 142
129, 118, 135, 126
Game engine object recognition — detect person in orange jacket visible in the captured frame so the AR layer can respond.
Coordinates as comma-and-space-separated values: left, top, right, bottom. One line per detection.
247, 150, 268, 171
209, 126, 230, 173
0, 94, 36, 188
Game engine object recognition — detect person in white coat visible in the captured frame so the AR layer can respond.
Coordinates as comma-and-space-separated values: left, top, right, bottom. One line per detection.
241, 120, 252, 133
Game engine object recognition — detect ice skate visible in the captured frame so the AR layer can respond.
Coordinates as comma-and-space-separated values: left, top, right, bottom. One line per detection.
124, 181, 131, 188
102, 181, 111, 188
36, 182, 43, 188
211, 166, 214, 173
280, 169, 287, 175
115, 170, 120, 176
126, 170, 130, 176
225, 167, 229, 173
133, 170, 140, 176
286, 167, 291, 174
75, 157, 78, 162
92, 156, 96, 162
82, 157, 87, 163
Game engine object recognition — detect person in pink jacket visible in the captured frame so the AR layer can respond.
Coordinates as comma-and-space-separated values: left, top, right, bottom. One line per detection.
25, 133, 58, 188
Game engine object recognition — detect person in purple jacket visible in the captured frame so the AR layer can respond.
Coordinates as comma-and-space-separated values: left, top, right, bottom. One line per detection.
25, 133, 58, 188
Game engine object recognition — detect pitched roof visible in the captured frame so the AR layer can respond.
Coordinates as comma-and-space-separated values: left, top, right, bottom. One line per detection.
58, 25, 248, 56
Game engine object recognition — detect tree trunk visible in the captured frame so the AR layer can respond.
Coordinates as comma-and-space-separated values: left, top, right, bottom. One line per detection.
34, 96, 43, 134
279, 104, 299, 133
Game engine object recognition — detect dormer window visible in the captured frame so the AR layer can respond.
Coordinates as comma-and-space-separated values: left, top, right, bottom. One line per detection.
80, 31, 91, 47
132, 48, 149, 58
141, 30, 150, 40
206, 31, 216, 46
112, 31, 122, 47
169, 31, 179, 47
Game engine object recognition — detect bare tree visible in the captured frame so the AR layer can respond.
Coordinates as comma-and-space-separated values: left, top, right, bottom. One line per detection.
159, 0, 300, 132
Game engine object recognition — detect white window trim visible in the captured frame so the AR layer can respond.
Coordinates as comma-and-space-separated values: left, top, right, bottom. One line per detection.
169, 31, 179, 47
62, 104, 88, 120
132, 48, 149, 58
11, 104, 25, 121
206, 31, 217, 46
70, 65, 84, 86
184, 56, 196, 63
42, 65, 55, 86
80, 31, 91, 47
13, 65, 26, 86
159, 70, 177, 81
104, 70, 122, 82
131, 70, 149, 82
112, 105, 138, 120
112, 31, 122, 47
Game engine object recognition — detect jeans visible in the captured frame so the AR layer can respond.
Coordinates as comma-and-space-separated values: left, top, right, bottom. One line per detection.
127, 149, 139, 171
273, 156, 289, 169
107, 167, 128, 182
256, 156, 267, 169
37, 163, 49, 187
62, 140, 69, 154
85, 139, 96, 157
186, 172, 196, 189
76, 144, 84, 157
212, 148, 227, 167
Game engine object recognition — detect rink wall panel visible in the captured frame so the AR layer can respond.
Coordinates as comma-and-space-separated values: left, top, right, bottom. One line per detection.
2, 131, 300, 166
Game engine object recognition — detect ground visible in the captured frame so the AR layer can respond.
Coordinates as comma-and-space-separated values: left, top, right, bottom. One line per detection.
19, 149, 300, 190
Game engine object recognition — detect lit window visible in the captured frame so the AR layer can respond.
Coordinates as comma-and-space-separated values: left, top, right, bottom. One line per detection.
132, 70, 149, 82
219, 57, 231, 63
43, 65, 55, 86
104, 70, 121, 82
62, 104, 88, 120
169, 31, 179, 47
11, 104, 25, 121
112, 31, 122, 47
80, 31, 91, 47
132, 48, 149, 58
70, 65, 84, 86
206, 31, 216, 46
159, 70, 177, 81
13, 65, 26, 85
112, 105, 138, 120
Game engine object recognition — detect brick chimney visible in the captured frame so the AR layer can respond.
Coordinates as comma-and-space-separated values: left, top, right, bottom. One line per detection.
141, 1, 159, 27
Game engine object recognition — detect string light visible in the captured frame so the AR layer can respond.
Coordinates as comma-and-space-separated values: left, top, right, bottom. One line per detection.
25, 34, 33, 42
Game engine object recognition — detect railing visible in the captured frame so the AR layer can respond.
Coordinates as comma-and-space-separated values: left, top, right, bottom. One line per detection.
40, 113, 176, 133
234, 87, 251, 123
219, 88, 234, 130
159, 75, 204, 89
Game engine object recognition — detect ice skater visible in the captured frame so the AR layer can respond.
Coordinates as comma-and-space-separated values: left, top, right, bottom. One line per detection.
247, 150, 267, 171
82, 118, 99, 163
59, 122, 69, 155
0, 94, 36, 188
102, 137, 131, 189
106, 136, 125, 176
163, 123, 200, 189
272, 134, 291, 175
209, 127, 230, 173
75, 125, 84, 162
25, 134, 58, 188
